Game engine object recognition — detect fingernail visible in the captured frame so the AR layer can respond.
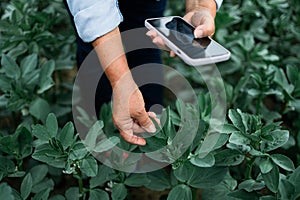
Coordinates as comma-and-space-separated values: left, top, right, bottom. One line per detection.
146, 124, 156, 133
194, 29, 203, 38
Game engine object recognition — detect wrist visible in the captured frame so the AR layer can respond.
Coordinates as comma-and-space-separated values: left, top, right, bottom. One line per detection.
185, 0, 217, 18
111, 71, 137, 92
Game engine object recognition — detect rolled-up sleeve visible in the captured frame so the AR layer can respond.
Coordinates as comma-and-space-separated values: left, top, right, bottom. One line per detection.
215, 0, 223, 10
66, 0, 123, 42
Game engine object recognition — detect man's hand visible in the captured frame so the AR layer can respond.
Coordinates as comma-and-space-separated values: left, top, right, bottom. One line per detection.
92, 27, 157, 146
184, 10, 215, 38
112, 75, 156, 146
146, 0, 217, 57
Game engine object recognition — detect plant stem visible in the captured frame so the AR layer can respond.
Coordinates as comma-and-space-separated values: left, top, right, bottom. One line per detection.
191, 187, 198, 200
77, 169, 84, 200
256, 94, 263, 115
16, 157, 23, 171
245, 157, 255, 179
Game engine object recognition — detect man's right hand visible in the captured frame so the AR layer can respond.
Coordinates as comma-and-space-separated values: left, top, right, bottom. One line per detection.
112, 80, 157, 145
92, 27, 158, 146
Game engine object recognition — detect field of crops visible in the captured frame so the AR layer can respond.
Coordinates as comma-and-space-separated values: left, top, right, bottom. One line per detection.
0, 0, 299, 199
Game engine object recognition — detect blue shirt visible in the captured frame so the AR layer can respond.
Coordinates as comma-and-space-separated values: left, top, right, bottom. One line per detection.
66, 0, 223, 43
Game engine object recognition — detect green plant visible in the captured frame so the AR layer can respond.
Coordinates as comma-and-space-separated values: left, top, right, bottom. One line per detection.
0, 0, 299, 199
0, 0, 75, 64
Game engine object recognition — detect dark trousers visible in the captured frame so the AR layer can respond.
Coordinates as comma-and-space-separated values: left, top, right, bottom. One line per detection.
64, 0, 166, 115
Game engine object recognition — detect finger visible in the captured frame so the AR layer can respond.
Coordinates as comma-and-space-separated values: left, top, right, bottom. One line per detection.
132, 109, 156, 133
170, 51, 176, 57
120, 129, 146, 146
132, 122, 147, 133
146, 29, 158, 39
191, 12, 215, 38
148, 112, 161, 125
152, 37, 167, 49
194, 24, 215, 38
148, 111, 156, 118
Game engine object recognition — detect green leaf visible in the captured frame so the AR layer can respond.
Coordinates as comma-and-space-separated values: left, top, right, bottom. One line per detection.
0, 76, 11, 91
29, 98, 50, 122
146, 169, 171, 191
229, 132, 251, 146
270, 154, 295, 172
286, 65, 299, 86
0, 20, 20, 34
8, 171, 26, 178
90, 165, 118, 188
140, 135, 167, 152
7, 41, 28, 60
190, 152, 215, 167
288, 166, 300, 198
21, 54, 38, 77
239, 33, 255, 51
58, 122, 74, 149
65, 187, 79, 200
1, 54, 20, 79
32, 188, 51, 200
167, 184, 192, 200
84, 121, 104, 150
89, 189, 109, 200
0, 183, 14, 200
228, 109, 245, 133
290, 99, 300, 112
173, 162, 194, 182
31, 177, 54, 194
112, 183, 127, 200
214, 149, 245, 166
258, 157, 274, 174
21, 173, 33, 199
0, 156, 15, 178
211, 134, 229, 151
32, 144, 66, 168
274, 68, 294, 94
221, 124, 239, 134
238, 179, 265, 192
15, 126, 33, 158
261, 130, 289, 152
227, 189, 259, 200
198, 132, 224, 158
279, 179, 295, 200
124, 174, 150, 187
69, 142, 88, 160
32, 124, 52, 142
202, 172, 237, 200
93, 136, 120, 153
38, 60, 55, 94
80, 156, 98, 177
187, 167, 228, 188
29, 165, 48, 185
46, 113, 58, 138
262, 165, 279, 193
23, 68, 40, 87
49, 195, 65, 200
259, 195, 277, 200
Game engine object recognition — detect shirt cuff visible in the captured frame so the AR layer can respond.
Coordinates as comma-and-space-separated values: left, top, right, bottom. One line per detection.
70, 0, 123, 42
215, 0, 223, 10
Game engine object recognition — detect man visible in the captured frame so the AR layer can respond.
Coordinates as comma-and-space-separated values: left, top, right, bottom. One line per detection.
65, 0, 222, 146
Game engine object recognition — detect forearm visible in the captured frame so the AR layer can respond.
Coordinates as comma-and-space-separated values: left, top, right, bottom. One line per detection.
92, 27, 135, 89
185, 0, 217, 17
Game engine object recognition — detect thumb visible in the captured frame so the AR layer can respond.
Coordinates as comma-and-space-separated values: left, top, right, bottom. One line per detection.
191, 11, 215, 38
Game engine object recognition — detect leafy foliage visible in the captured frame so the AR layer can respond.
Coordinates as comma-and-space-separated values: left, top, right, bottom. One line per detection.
0, 0, 299, 199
